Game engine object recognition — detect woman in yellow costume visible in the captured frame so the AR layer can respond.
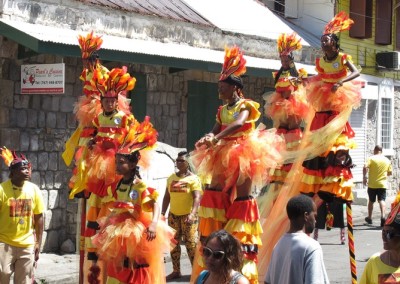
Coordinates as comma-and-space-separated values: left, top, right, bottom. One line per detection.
63, 32, 131, 199
190, 46, 283, 284
260, 32, 309, 216
258, 12, 362, 284
91, 119, 176, 284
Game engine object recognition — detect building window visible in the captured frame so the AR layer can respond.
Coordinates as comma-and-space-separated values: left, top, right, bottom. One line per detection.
375, 0, 392, 45
349, 0, 372, 39
378, 79, 394, 155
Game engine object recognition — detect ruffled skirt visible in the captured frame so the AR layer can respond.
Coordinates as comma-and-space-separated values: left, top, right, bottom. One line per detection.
190, 127, 284, 192
92, 205, 176, 284
299, 79, 362, 201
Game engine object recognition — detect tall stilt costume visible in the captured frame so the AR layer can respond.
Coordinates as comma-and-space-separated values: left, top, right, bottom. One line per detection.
62, 32, 141, 284
259, 32, 309, 219
190, 46, 283, 284
91, 119, 176, 284
258, 12, 362, 284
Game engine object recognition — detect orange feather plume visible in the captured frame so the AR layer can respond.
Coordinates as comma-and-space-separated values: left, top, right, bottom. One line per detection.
118, 116, 158, 155
78, 31, 103, 59
219, 46, 247, 81
0, 147, 13, 167
90, 67, 136, 98
277, 32, 302, 56
324, 11, 354, 35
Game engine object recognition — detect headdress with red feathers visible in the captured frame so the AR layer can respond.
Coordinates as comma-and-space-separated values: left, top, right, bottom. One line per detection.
78, 31, 103, 60
90, 66, 136, 98
0, 147, 30, 169
277, 32, 302, 57
323, 11, 354, 35
219, 46, 247, 89
117, 116, 158, 156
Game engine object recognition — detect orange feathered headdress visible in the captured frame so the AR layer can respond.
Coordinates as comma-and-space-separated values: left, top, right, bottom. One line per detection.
386, 192, 400, 228
277, 32, 302, 56
118, 116, 158, 155
91, 66, 136, 98
0, 147, 30, 169
219, 46, 247, 86
78, 31, 103, 60
323, 11, 354, 35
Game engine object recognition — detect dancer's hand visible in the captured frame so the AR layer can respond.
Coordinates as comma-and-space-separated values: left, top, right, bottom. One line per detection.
146, 222, 157, 241
331, 81, 343, 92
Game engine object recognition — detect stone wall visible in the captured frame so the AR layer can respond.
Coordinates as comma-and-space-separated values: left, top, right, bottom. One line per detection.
0, 35, 274, 252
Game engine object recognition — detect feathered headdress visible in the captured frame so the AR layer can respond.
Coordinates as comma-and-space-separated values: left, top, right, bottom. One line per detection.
78, 31, 103, 60
219, 46, 247, 87
386, 192, 400, 228
91, 66, 136, 98
118, 116, 158, 155
0, 147, 30, 169
277, 32, 302, 56
323, 11, 354, 35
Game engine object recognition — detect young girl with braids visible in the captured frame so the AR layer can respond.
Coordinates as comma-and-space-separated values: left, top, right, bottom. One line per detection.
190, 46, 283, 284
91, 119, 175, 284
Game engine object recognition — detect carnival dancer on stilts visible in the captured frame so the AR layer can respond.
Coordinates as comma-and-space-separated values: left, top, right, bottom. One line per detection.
299, 12, 362, 283
62, 34, 138, 283
259, 32, 309, 218
190, 46, 284, 284
258, 11, 362, 284
91, 119, 176, 284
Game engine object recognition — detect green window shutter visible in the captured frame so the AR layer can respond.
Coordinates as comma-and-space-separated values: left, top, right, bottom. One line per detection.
187, 81, 220, 150
129, 73, 147, 122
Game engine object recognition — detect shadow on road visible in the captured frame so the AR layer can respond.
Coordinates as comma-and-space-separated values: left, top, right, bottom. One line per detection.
167, 275, 191, 283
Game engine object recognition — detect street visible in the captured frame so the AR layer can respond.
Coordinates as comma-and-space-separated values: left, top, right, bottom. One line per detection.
165, 223, 386, 283
35, 202, 390, 283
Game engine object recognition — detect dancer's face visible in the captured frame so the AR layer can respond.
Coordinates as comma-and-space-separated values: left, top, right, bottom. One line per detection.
280, 55, 292, 70
101, 97, 117, 113
218, 81, 236, 100
115, 154, 136, 176
321, 34, 335, 53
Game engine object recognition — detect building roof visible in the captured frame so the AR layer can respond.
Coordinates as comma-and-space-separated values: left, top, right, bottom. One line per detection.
0, 19, 316, 77
181, 0, 319, 47
80, 0, 213, 26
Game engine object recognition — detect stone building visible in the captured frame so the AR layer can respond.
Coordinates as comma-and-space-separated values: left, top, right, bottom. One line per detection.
0, 0, 319, 251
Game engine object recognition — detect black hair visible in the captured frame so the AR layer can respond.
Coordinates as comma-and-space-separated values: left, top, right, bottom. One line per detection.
286, 194, 314, 220
374, 145, 383, 152
274, 52, 299, 86
204, 230, 243, 282
178, 151, 188, 157
117, 151, 142, 179
321, 33, 341, 50
220, 75, 244, 90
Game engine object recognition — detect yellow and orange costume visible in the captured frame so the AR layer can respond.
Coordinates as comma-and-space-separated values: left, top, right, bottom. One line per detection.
264, 32, 309, 182
190, 46, 283, 284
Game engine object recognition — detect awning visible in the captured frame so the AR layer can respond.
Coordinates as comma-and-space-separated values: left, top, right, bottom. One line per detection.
0, 19, 316, 77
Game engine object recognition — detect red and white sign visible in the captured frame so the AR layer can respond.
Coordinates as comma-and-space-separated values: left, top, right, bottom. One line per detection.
21, 63, 65, 94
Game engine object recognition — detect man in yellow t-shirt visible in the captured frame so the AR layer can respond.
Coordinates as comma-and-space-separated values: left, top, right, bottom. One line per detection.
0, 149, 44, 284
363, 145, 392, 227
161, 151, 202, 281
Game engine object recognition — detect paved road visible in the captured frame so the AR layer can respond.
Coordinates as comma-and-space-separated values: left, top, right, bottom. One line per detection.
35, 200, 391, 283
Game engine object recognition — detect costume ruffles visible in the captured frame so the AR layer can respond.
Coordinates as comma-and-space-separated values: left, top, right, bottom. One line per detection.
190, 126, 283, 193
